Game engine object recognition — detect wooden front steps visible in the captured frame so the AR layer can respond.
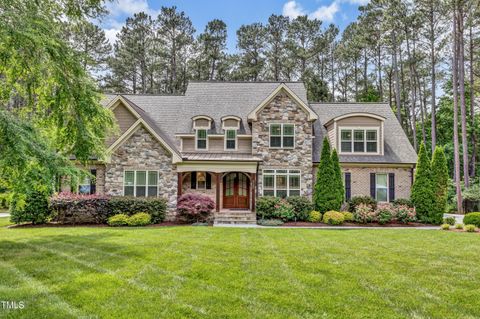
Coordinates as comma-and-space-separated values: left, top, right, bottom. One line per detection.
214, 210, 257, 225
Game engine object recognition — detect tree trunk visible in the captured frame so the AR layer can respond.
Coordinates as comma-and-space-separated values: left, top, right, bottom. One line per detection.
457, 3, 469, 188
469, 15, 477, 179
429, 0, 437, 153
377, 45, 383, 101
392, 32, 402, 124
452, 3, 463, 213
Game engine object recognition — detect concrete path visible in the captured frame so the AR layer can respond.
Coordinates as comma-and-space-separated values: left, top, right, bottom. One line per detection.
214, 223, 439, 229
444, 213, 464, 224
0, 213, 10, 218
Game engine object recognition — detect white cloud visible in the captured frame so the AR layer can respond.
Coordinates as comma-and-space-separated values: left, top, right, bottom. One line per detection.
309, 2, 339, 22
282, 1, 341, 22
343, 0, 370, 5
282, 1, 306, 19
106, 0, 151, 17
104, 27, 120, 45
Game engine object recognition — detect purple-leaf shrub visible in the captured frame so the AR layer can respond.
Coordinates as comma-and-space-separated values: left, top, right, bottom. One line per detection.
50, 192, 110, 224
176, 193, 215, 223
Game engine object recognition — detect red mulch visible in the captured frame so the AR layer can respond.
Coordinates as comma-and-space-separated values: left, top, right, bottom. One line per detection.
8, 221, 189, 229
282, 221, 434, 227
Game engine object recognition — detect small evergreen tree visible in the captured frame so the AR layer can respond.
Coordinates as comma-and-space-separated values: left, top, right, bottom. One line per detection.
431, 146, 449, 224
313, 138, 337, 213
411, 143, 435, 223
331, 149, 344, 210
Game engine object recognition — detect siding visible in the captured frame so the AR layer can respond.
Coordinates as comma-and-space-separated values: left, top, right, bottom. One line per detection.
181, 136, 252, 153
335, 116, 383, 155
107, 103, 137, 145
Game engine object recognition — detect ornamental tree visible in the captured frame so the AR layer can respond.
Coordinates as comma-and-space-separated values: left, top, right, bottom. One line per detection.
411, 143, 435, 223
314, 138, 338, 213
331, 148, 344, 211
431, 146, 449, 223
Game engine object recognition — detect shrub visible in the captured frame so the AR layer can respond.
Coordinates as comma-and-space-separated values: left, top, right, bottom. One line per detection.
256, 196, 281, 220
392, 198, 413, 208
49, 192, 110, 224
176, 193, 215, 223
286, 196, 313, 221
10, 189, 51, 224
443, 217, 456, 226
431, 147, 449, 221
0, 193, 10, 210
375, 203, 395, 225
341, 211, 354, 222
394, 205, 417, 224
464, 224, 476, 232
275, 199, 295, 221
108, 214, 129, 227
330, 149, 345, 210
441, 223, 450, 230
463, 212, 480, 227
258, 219, 284, 226
353, 203, 376, 223
348, 196, 377, 213
322, 211, 344, 225
308, 210, 322, 223
126, 213, 151, 226
411, 143, 435, 222
108, 197, 167, 223
455, 223, 464, 229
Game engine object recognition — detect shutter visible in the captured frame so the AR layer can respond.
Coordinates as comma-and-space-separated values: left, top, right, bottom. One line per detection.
370, 173, 376, 199
206, 173, 212, 189
190, 172, 197, 189
345, 172, 351, 201
389, 173, 395, 202
90, 169, 97, 194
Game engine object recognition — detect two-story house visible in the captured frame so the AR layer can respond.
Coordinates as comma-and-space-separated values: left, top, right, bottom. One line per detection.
73, 82, 417, 222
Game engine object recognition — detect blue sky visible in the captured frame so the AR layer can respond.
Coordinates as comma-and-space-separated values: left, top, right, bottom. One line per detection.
102, 0, 368, 52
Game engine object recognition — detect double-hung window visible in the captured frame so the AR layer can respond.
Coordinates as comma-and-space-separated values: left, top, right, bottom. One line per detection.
263, 169, 301, 197
270, 124, 294, 148
225, 129, 236, 150
340, 128, 378, 154
376, 173, 388, 202
196, 129, 207, 150
124, 170, 158, 197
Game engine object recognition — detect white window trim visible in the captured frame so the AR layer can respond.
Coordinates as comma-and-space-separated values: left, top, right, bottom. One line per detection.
262, 169, 301, 197
375, 173, 389, 203
221, 117, 241, 130
338, 126, 380, 155
192, 116, 212, 130
123, 170, 159, 197
196, 172, 208, 190
268, 123, 296, 149
195, 129, 208, 151
224, 129, 238, 151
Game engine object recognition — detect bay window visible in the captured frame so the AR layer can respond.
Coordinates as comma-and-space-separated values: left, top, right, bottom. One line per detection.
124, 170, 158, 197
270, 124, 295, 148
263, 169, 301, 197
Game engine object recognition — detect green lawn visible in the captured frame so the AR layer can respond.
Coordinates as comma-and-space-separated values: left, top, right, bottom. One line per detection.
0, 218, 479, 319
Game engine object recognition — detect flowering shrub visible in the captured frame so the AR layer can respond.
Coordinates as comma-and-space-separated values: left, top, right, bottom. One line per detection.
375, 203, 395, 225
308, 210, 322, 223
394, 205, 417, 223
348, 196, 377, 213
176, 193, 215, 223
353, 203, 376, 223
50, 192, 110, 224
274, 199, 295, 221
322, 211, 344, 225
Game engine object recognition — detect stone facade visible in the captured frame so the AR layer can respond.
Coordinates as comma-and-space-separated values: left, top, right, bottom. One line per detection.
252, 92, 314, 197
342, 166, 413, 200
105, 125, 178, 216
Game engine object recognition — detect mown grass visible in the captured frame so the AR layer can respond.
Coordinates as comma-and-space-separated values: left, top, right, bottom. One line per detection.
0, 217, 479, 318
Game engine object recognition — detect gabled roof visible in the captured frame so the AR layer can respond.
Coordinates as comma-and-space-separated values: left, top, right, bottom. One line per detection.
105, 95, 182, 163
311, 103, 417, 164
247, 83, 318, 121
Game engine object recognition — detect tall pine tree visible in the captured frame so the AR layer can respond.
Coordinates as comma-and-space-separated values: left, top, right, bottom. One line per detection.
411, 143, 435, 223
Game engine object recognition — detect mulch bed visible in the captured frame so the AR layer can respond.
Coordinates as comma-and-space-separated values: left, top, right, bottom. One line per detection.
282, 221, 434, 227
8, 221, 188, 229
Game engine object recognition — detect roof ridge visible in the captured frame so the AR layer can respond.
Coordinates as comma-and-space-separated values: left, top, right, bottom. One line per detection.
188, 80, 304, 84
309, 101, 389, 105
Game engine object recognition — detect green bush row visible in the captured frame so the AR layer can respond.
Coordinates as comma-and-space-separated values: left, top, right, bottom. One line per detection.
256, 196, 313, 222
108, 213, 152, 227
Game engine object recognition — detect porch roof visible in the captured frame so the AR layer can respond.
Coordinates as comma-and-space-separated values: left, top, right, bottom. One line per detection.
181, 152, 262, 162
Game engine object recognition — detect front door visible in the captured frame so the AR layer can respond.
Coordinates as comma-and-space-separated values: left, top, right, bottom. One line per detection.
223, 172, 250, 209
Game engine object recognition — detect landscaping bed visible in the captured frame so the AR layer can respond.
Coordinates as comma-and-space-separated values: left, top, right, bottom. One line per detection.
282, 221, 433, 227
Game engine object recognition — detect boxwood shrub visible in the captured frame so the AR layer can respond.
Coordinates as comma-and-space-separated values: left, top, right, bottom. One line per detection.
108, 214, 129, 226
108, 197, 166, 224
323, 211, 344, 225
126, 213, 152, 226
463, 212, 480, 227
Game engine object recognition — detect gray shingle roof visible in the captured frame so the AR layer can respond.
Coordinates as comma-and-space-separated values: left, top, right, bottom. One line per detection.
311, 103, 417, 164
101, 82, 416, 165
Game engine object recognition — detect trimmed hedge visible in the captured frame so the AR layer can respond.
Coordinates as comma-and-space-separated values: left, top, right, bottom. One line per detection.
323, 211, 344, 225
463, 212, 480, 227
108, 197, 166, 224
49, 193, 167, 224
108, 214, 129, 226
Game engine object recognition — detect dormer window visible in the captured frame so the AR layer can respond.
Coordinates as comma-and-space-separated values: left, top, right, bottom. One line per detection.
221, 116, 241, 151
192, 116, 212, 151
340, 128, 378, 154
